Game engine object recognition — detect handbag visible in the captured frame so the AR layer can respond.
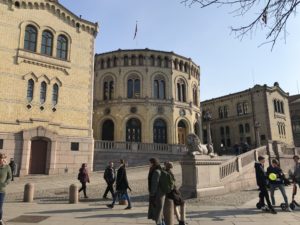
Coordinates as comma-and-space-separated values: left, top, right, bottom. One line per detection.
166, 188, 184, 206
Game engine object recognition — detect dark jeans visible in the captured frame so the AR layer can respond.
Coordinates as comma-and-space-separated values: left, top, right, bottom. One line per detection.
112, 190, 131, 207
258, 185, 273, 209
103, 182, 114, 198
270, 184, 288, 206
0, 192, 5, 220
78, 182, 87, 197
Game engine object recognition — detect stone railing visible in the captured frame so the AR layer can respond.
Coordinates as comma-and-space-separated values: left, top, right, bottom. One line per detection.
281, 147, 300, 156
219, 146, 267, 180
94, 140, 187, 154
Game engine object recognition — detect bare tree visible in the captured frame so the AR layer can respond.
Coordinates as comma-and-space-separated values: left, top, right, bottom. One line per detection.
182, 0, 300, 49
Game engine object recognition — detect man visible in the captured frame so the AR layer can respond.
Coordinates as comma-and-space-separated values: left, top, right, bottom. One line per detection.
254, 155, 276, 214
0, 153, 12, 225
8, 158, 16, 181
103, 161, 115, 199
292, 155, 300, 186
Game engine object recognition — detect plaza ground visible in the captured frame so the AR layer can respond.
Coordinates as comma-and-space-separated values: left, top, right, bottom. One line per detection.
3, 164, 300, 225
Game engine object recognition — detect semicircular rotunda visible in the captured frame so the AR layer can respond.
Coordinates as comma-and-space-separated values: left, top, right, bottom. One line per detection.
93, 49, 201, 145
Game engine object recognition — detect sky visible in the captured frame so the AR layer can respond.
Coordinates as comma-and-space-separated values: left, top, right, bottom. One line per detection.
60, 0, 300, 101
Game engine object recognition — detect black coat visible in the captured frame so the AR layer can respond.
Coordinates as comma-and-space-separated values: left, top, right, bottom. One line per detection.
255, 162, 267, 187
116, 165, 129, 192
104, 166, 115, 184
266, 166, 285, 185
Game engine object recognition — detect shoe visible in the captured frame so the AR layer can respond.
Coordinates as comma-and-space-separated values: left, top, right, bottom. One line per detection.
270, 208, 277, 214
103, 196, 108, 199
261, 206, 270, 212
106, 204, 114, 209
0, 219, 6, 225
124, 206, 132, 210
179, 221, 187, 225
287, 207, 293, 212
84, 196, 89, 199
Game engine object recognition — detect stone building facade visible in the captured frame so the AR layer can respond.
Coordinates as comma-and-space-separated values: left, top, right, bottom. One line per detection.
93, 49, 201, 145
201, 83, 294, 152
0, 0, 98, 175
289, 95, 300, 147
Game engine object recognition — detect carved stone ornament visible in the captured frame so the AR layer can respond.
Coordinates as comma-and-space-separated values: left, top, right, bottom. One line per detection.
179, 109, 186, 117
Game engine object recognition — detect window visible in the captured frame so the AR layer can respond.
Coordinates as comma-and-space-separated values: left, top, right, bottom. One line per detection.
154, 77, 166, 99
153, 119, 167, 143
131, 55, 136, 66
220, 127, 225, 136
280, 101, 284, 114
40, 81, 47, 104
174, 60, 178, 70
126, 118, 141, 142
261, 135, 266, 141
164, 57, 169, 68
219, 107, 224, 119
113, 56, 118, 67
0, 139, 3, 149
274, 100, 278, 112
71, 142, 79, 151
41, 30, 53, 56
100, 59, 105, 69
243, 102, 249, 114
224, 106, 228, 118
52, 84, 59, 106
239, 124, 244, 134
179, 61, 183, 71
127, 78, 140, 98
107, 58, 111, 68
56, 35, 68, 60
27, 79, 34, 102
237, 103, 243, 115
226, 138, 231, 147
150, 55, 155, 66
124, 55, 129, 66
157, 57, 162, 67
102, 120, 114, 141
193, 86, 198, 106
103, 78, 114, 100
245, 123, 250, 133
138, 55, 144, 66
177, 79, 186, 102
24, 25, 37, 52
225, 126, 230, 135
184, 62, 188, 73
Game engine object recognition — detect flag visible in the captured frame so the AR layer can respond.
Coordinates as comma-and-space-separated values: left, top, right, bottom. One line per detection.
133, 22, 137, 40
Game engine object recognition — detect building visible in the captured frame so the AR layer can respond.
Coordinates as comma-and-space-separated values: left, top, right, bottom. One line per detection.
289, 94, 300, 147
93, 49, 201, 145
0, 0, 98, 175
201, 83, 294, 153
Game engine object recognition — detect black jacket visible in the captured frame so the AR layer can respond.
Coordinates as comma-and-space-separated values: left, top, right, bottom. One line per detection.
255, 162, 267, 187
104, 166, 115, 184
266, 166, 285, 185
116, 165, 129, 192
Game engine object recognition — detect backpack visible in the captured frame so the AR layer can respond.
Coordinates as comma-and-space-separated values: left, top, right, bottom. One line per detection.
159, 169, 175, 194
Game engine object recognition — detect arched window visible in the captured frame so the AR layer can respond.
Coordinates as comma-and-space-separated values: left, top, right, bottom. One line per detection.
274, 99, 278, 112
237, 103, 243, 115
150, 55, 155, 66
24, 25, 37, 52
154, 76, 166, 99
113, 56, 118, 67
193, 86, 198, 106
184, 62, 188, 73
52, 84, 59, 106
224, 106, 228, 118
127, 77, 140, 98
245, 123, 250, 133
174, 59, 178, 70
179, 61, 183, 71
27, 79, 34, 102
40, 81, 47, 104
56, 35, 68, 60
219, 107, 224, 119
124, 55, 129, 66
239, 124, 244, 134
177, 79, 186, 102
100, 59, 105, 69
103, 78, 114, 100
131, 55, 136, 66
243, 102, 249, 114
164, 57, 169, 68
126, 118, 141, 142
157, 57, 162, 67
280, 101, 284, 114
153, 119, 167, 143
102, 120, 114, 141
107, 58, 111, 68
276, 101, 281, 113
178, 120, 187, 144
138, 55, 144, 66
41, 30, 53, 56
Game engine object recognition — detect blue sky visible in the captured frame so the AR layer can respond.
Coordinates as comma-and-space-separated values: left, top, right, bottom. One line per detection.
60, 0, 300, 100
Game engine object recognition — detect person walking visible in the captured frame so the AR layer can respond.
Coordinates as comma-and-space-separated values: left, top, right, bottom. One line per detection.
78, 163, 90, 199
164, 161, 186, 225
292, 155, 300, 186
0, 153, 12, 225
254, 156, 276, 214
8, 158, 16, 181
267, 159, 292, 211
107, 159, 132, 209
103, 161, 115, 199
148, 158, 166, 225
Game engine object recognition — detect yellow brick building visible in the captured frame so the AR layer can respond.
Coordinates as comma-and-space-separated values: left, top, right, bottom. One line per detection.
93, 49, 201, 144
201, 83, 294, 153
0, 0, 98, 175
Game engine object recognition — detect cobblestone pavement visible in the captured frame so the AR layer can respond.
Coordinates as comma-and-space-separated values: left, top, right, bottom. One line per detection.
3, 163, 300, 224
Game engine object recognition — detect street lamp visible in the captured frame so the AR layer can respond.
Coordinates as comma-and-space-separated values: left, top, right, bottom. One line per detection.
255, 121, 261, 147
203, 111, 212, 146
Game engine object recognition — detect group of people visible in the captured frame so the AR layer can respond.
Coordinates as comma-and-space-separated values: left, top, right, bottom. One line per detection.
255, 155, 300, 214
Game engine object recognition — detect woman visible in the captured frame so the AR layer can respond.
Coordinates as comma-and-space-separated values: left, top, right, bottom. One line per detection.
107, 159, 132, 209
78, 163, 90, 198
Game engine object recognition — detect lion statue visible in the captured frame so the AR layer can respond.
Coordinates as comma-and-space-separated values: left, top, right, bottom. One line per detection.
186, 133, 215, 157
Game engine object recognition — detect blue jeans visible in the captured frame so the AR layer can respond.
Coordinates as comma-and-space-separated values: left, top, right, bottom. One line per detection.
0, 192, 5, 220
270, 184, 288, 206
112, 191, 131, 207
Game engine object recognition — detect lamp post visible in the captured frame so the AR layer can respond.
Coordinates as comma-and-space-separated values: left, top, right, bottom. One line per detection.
255, 121, 261, 147
203, 111, 212, 146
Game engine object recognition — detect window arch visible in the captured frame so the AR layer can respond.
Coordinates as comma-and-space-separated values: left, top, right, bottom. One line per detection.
40, 81, 47, 104
126, 118, 141, 142
153, 119, 167, 143
154, 76, 166, 99
41, 30, 53, 56
127, 76, 140, 98
24, 25, 38, 52
103, 77, 114, 100
27, 79, 34, 102
177, 79, 186, 102
52, 83, 59, 105
56, 35, 68, 60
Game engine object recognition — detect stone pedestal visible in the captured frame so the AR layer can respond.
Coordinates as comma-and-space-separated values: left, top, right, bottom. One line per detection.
180, 154, 224, 198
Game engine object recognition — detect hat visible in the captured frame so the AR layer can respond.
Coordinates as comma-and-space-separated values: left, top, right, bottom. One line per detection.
258, 156, 265, 161
0, 153, 7, 159
165, 161, 173, 169
293, 155, 300, 160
